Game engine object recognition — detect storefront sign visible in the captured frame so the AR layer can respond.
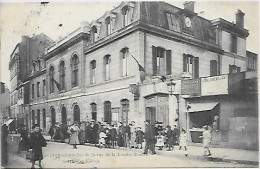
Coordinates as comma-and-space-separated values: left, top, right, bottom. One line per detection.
201, 75, 228, 96
181, 79, 201, 96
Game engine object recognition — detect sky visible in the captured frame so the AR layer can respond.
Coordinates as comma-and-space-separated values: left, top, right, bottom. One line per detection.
0, 0, 259, 89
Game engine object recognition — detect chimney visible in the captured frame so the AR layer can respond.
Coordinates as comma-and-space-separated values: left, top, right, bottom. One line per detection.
236, 9, 245, 28
183, 1, 195, 12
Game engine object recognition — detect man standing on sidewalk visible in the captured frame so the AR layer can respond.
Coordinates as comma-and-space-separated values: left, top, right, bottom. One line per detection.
143, 120, 156, 155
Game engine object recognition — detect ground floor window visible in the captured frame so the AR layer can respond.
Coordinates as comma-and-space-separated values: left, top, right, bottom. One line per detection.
51, 108, 56, 127
73, 105, 80, 123
61, 107, 67, 124
91, 103, 97, 121
104, 101, 111, 124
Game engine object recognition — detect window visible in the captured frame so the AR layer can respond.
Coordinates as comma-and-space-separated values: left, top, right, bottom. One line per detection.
33, 62, 36, 73
104, 101, 111, 124
43, 109, 46, 128
247, 56, 257, 71
166, 13, 180, 32
37, 109, 40, 127
59, 61, 65, 90
229, 65, 241, 74
91, 103, 97, 121
104, 55, 111, 81
32, 110, 35, 126
38, 60, 41, 70
231, 34, 237, 53
121, 48, 129, 77
73, 105, 80, 123
43, 80, 46, 96
122, 6, 129, 27
121, 99, 129, 123
37, 82, 40, 97
61, 107, 67, 124
71, 55, 79, 87
51, 108, 56, 127
152, 46, 172, 76
210, 60, 218, 76
90, 60, 96, 84
32, 84, 35, 98
183, 54, 199, 78
49, 66, 54, 93
91, 26, 98, 43
105, 17, 112, 35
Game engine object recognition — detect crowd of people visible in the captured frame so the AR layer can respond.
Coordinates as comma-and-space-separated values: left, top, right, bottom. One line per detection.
46, 119, 212, 157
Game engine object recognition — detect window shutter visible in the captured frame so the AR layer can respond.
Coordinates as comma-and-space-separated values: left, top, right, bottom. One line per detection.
183, 54, 187, 72
194, 57, 199, 78
152, 46, 157, 75
166, 50, 172, 75
210, 60, 217, 76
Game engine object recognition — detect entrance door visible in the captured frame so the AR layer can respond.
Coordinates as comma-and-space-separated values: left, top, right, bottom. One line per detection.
145, 107, 156, 125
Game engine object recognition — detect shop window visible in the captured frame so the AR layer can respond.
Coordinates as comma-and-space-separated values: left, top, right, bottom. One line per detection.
152, 46, 172, 76
183, 54, 199, 78
104, 55, 111, 81
90, 60, 96, 84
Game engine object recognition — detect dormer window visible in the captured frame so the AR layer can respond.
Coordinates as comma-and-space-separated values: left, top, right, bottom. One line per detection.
105, 17, 112, 35
122, 6, 129, 27
91, 26, 98, 43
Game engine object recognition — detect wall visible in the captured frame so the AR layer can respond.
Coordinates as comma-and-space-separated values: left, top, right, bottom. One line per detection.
221, 54, 247, 74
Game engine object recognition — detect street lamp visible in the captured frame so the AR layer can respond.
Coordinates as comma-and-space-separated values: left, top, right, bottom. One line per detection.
167, 78, 180, 130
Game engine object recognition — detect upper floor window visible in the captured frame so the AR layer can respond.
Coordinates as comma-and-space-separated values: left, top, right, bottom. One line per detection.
231, 34, 237, 53
33, 62, 36, 73
121, 48, 129, 77
91, 26, 98, 43
183, 54, 199, 78
49, 66, 54, 93
152, 46, 172, 76
105, 17, 112, 35
38, 60, 41, 70
210, 60, 218, 76
229, 65, 240, 74
247, 56, 257, 71
71, 55, 79, 87
37, 82, 40, 97
122, 6, 129, 27
90, 60, 96, 84
59, 61, 65, 90
104, 55, 111, 81
32, 110, 35, 126
121, 99, 129, 123
32, 84, 35, 98
42, 80, 46, 96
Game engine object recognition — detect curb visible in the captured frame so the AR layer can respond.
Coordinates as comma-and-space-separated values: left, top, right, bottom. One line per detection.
207, 156, 259, 166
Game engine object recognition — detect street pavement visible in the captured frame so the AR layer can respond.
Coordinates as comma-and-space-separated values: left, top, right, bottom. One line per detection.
2, 138, 258, 168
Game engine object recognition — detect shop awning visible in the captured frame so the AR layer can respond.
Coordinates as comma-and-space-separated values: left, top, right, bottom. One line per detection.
4, 119, 14, 125
188, 102, 219, 113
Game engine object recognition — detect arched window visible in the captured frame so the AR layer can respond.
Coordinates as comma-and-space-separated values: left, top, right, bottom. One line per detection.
73, 105, 80, 123
105, 17, 112, 35
43, 109, 46, 128
90, 60, 96, 84
51, 108, 56, 127
32, 84, 35, 98
121, 99, 129, 123
71, 55, 79, 87
104, 55, 111, 81
32, 110, 35, 126
104, 101, 111, 124
122, 6, 129, 27
43, 80, 46, 96
33, 62, 36, 73
59, 61, 65, 90
37, 82, 40, 97
61, 106, 67, 124
91, 26, 98, 43
49, 66, 54, 93
120, 48, 129, 77
38, 60, 41, 70
37, 109, 40, 127
91, 103, 97, 121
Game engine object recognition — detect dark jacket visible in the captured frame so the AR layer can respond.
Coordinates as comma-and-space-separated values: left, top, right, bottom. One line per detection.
30, 132, 47, 161
144, 124, 155, 141
110, 128, 117, 141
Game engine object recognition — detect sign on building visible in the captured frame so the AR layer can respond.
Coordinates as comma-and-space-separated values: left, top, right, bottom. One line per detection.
201, 75, 228, 96
181, 79, 201, 96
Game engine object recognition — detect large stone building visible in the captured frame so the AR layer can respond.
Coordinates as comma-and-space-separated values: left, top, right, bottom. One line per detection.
11, 2, 258, 150
1, 82, 10, 124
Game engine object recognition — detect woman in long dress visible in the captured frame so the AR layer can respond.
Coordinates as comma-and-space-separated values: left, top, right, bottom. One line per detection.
201, 125, 212, 156
69, 123, 80, 149
179, 128, 188, 157
129, 124, 136, 148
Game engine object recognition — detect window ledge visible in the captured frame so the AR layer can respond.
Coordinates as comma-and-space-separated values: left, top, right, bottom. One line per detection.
88, 75, 135, 87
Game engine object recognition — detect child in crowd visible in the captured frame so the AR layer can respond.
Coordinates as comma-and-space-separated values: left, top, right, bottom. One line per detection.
135, 127, 144, 149
179, 128, 188, 157
156, 131, 165, 150
99, 130, 107, 148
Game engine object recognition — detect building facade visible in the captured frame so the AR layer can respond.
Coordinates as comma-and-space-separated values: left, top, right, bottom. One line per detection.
12, 1, 258, 150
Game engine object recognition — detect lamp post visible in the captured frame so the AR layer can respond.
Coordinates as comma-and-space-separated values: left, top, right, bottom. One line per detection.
167, 78, 180, 130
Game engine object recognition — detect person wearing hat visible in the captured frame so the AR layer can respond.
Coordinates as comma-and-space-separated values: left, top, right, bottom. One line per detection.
68, 122, 80, 149
18, 124, 29, 153
117, 122, 124, 147
110, 124, 117, 148
179, 128, 188, 157
135, 127, 144, 149
122, 121, 130, 148
29, 124, 47, 169
200, 125, 212, 156
172, 125, 179, 147
143, 120, 156, 155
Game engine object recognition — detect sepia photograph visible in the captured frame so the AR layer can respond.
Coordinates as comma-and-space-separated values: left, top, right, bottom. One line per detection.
0, 0, 259, 168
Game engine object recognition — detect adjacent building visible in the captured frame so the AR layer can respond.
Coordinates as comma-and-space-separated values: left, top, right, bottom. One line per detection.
10, 1, 258, 150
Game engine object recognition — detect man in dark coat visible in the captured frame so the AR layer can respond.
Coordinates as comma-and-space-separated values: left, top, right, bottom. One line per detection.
122, 122, 130, 148
60, 123, 68, 143
85, 121, 91, 143
93, 121, 100, 146
172, 125, 179, 146
110, 124, 117, 148
1, 124, 9, 165
143, 120, 156, 155
30, 124, 47, 169
166, 125, 173, 151
18, 125, 29, 153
